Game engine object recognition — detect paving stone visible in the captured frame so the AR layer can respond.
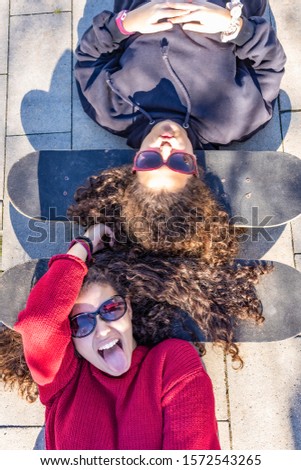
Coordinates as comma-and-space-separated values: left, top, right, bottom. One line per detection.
7, 13, 71, 136
0, 382, 44, 427
0, 0, 9, 74
72, 80, 131, 150
2, 205, 72, 270
295, 255, 301, 272
238, 224, 290, 262
0, 75, 7, 200
11, 0, 71, 15
73, 0, 113, 46
202, 345, 228, 421
292, 217, 301, 254
0, 426, 44, 450
2, 134, 71, 270
227, 338, 301, 449
217, 421, 231, 450
269, 0, 301, 111
281, 111, 301, 159
261, 222, 294, 266
72, 0, 129, 149
0, 201, 3, 231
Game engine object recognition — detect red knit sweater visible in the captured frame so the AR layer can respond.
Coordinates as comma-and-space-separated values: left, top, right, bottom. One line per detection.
15, 255, 220, 450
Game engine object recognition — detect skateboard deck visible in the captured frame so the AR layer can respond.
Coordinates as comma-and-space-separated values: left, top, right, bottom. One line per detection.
7, 149, 301, 228
1, 258, 300, 342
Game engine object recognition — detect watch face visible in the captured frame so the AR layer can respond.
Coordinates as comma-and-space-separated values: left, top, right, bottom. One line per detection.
231, 6, 243, 19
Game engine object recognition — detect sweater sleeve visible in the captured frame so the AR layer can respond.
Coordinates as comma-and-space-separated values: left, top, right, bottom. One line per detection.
14, 254, 88, 388
74, 10, 133, 130
161, 340, 221, 450
233, 17, 286, 113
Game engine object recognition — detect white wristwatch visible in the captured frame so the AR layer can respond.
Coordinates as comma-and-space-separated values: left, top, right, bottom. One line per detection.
221, 1, 244, 43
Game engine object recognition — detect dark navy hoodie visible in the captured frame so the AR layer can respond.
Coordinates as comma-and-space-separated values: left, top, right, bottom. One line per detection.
74, 0, 286, 149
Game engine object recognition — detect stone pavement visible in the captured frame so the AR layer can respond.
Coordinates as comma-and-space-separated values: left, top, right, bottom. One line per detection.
0, 0, 301, 450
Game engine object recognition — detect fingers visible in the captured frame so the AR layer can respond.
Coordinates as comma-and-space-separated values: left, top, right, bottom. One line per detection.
103, 225, 115, 247
158, 8, 192, 17
168, 12, 199, 23
182, 22, 208, 32
85, 223, 115, 249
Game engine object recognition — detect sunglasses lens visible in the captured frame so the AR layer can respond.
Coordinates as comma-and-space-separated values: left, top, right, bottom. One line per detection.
169, 153, 196, 173
100, 296, 126, 321
70, 313, 96, 338
135, 151, 162, 170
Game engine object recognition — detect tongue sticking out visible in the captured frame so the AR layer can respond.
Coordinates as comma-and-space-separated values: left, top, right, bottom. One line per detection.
102, 342, 128, 374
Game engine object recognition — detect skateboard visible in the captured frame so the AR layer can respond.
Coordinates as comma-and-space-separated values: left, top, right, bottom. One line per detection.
6, 149, 301, 228
1, 258, 300, 342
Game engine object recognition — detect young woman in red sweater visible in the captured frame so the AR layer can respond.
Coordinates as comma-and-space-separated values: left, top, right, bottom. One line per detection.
11, 223, 220, 450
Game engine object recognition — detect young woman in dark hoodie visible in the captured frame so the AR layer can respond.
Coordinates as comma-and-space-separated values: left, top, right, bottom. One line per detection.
75, 0, 286, 150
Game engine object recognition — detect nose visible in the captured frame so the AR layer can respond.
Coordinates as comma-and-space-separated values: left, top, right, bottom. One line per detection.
160, 142, 172, 162
94, 316, 111, 337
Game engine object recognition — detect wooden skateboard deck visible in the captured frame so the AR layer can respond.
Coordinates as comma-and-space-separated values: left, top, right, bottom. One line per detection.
1, 258, 300, 342
7, 149, 301, 228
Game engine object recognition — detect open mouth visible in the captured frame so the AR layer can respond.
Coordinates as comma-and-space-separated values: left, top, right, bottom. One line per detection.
98, 339, 122, 358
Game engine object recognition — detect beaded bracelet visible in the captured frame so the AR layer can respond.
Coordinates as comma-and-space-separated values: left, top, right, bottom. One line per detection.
68, 237, 93, 262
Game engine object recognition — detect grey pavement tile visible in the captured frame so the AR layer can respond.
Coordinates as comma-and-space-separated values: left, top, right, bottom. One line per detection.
7, 13, 71, 136
227, 338, 301, 449
0, 383, 44, 427
0, 0, 9, 74
2, 204, 72, 270
5, 133, 71, 178
0, 201, 3, 231
2, 133, 71, 270
217, 421, 231, 450
281, 111, 301, 159
295, 254, 301, 271
0, 426, 44, 450
11, 0, 71, 15
73, 0, 114, 46
202, 346, 228, 421
72, 81, 131, 150
238, 224, 294, 265
269, 0, 301, 111
260, 223, 294, 266
292, 217, 301, 254
0, 75, 7, 200
72, 0, 129, 149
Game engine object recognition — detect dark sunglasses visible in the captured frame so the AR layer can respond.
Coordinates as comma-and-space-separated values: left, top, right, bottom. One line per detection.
132, 149, 198, 175
70, 295, 127, 338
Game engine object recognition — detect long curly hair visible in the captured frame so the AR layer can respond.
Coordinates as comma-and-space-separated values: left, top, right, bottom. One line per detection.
67, 165, 242, 265
0, 324, 38, 403
0, 248, 272, 402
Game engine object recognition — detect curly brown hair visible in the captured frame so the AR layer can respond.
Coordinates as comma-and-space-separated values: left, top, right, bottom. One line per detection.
0, 248, 272, 402
67, 165, 242, 265
0, 324, 38, 403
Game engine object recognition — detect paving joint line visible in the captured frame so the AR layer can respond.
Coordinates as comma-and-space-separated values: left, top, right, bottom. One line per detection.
71, 0, 74, 150
10, 11, 71, 18
223, 353, 233, 449
280, 109, 301, 114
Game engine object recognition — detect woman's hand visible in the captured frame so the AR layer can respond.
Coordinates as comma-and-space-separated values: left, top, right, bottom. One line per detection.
122, 0, 196, 34
168, 1, 241, 35
84, 223, 115, 252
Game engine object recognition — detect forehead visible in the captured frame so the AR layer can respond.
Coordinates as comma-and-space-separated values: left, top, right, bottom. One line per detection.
70, 283, 117, 318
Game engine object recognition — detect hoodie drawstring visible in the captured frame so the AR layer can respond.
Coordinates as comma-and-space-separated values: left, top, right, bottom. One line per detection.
105, 71, 155, 125
160, 38, 191, 129
105, 38, 192, 129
